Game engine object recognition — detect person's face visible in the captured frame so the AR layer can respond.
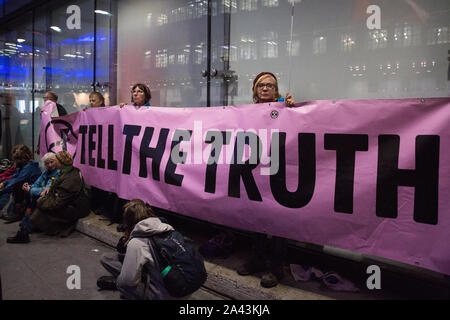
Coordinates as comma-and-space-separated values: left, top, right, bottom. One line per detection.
43, 93, 53, 102
256, 76, 277, 103
132, 87, 146, 106
89, 95, 102, 108
44, 158, 57, 171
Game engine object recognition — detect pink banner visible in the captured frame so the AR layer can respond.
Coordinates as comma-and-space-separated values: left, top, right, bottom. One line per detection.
40, 98, 450, 275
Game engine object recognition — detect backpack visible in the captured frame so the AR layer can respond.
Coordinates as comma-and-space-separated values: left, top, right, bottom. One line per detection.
150, 230, 207, 297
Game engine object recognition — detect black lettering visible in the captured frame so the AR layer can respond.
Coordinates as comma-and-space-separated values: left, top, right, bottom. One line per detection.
79, 125, 88, 164
228, 132, 262, 201
270, 132, 315, 208
108, 125, 118, 171
139, 127, 169, 180
205, 131, 231, 193
96, 125, 105, 169
165, 129, 192, 186
88, 125, 96, 167
324, 134, 369, 214
376, 135, 439, 225
122, 125, 141, 175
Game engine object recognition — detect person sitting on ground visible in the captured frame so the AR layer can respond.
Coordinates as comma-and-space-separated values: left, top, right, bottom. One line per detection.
83, 91, 106, 111
22, 152, 60, 212
43, 91, 67, 116
6, 151, 89, 243
119, 83, 151, 108
97, 199, 173, 300
0, 160, 16, 183
0, 145, 41, 220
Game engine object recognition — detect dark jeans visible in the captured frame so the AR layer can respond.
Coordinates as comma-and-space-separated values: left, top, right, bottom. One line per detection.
252, 233, 287, 271
0, 192, 11, 211
20, 215, 39, 233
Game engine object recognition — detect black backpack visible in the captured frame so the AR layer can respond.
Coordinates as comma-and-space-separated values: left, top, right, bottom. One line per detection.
150, 230, 207, 297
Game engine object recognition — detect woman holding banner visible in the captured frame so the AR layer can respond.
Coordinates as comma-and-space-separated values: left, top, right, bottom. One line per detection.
200, 72, 296, 288
238, 72, 295, 287
120, 83, 151, 108
83, 91, 106, 111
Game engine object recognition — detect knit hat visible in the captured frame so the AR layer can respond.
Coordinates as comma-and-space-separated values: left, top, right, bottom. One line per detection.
55, 150, 73, 166
252, 72, 277, 89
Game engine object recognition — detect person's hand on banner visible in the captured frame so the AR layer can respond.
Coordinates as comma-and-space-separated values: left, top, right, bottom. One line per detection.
285, 93, 295, 107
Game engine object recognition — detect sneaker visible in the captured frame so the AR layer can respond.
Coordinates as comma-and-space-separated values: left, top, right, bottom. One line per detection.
237, 260, 266, 276
97, 276, 117, 291
7, 229, 30, 244
260, 272, 279, 288
199, 232, 234, 258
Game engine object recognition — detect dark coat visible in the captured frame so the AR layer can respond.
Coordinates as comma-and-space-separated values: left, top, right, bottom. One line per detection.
31, 166, 89, 236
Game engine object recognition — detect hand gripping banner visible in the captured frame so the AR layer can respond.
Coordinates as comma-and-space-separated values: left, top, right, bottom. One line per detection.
40, 98, 450, 275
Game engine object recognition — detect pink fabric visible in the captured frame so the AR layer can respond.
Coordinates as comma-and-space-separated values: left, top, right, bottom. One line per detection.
40, 98, 450, 275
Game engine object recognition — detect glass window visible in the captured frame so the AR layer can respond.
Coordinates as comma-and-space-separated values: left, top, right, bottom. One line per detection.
0, 12, 33, 157
228, 0, 450, 102
117, 0, 223, 108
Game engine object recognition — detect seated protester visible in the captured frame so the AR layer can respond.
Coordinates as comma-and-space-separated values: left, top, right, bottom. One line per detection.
0, 162, 16, 183
0, 145, 41, 220
97, 199, 172, 300
6, 151, 89, 243
22, 152, 60, 212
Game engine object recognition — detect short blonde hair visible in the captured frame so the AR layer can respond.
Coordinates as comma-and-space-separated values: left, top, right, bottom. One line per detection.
252, 73, 281, 103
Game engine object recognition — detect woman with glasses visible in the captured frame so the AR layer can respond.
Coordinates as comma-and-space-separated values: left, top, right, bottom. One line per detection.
252, 71, 295, 105
200, 72, 296, 288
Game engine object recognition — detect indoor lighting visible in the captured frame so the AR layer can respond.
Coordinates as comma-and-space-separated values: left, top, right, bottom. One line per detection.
50, 26, 62, 32
17, 38, 26, 43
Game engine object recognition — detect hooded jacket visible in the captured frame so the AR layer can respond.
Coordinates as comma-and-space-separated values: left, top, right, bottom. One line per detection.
117, 217, 174, 299
2, 161, 41, 194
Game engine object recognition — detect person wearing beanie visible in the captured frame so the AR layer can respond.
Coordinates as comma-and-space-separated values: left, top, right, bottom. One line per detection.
7, 151, 90, 243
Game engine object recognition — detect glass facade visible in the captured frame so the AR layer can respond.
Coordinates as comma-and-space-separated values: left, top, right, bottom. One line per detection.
0, 0, 449, 156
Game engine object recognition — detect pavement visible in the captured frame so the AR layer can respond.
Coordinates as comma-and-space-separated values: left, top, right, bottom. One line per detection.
1, 210, 449, 300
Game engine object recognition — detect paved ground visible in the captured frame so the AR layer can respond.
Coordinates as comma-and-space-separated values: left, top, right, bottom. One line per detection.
0, 220, 121, 300
0, 220, 224, 300
1, 212, 449, 301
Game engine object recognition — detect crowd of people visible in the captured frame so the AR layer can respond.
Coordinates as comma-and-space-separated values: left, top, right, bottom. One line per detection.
1, 73, 297, 299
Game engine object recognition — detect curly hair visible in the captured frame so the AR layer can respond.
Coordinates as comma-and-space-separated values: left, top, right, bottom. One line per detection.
12, 144, 33, 167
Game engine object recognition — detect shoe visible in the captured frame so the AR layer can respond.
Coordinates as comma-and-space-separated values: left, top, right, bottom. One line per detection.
260, 272, 279, 288
237, 260, 266, 276
7, 229, 30, 244
199, 232, 234, 258
97, 276, 117, 290
3, 213, 23, 224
